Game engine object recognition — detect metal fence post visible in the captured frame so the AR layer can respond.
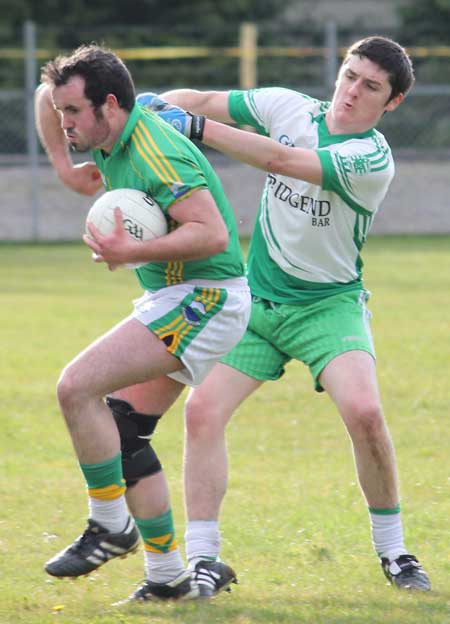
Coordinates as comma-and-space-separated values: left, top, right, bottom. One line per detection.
324, 20, 338, 98
24, 20, 40, 240
239, 22, 258, 89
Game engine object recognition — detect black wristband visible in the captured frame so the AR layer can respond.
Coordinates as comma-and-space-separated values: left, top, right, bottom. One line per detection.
190, 114, 206, 141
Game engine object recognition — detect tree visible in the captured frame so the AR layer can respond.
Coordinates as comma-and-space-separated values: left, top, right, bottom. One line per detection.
397, 0, 450, 44
0, 0, 294, 46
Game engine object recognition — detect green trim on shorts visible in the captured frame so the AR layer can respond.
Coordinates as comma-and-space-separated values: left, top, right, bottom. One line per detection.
148, 286, 227, 359
221, 289, 375, 391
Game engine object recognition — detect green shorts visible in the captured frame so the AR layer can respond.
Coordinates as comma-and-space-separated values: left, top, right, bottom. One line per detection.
221, 289, 375, 391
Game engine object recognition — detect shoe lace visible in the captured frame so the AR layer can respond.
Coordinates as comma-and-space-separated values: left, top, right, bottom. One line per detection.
396, 555, 419, 569
134, 579, 152, 598
70, 523, 100, 555
385, 554, 420, 578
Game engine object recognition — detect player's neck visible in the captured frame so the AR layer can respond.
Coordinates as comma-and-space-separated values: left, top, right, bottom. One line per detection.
99, 111, 129, 154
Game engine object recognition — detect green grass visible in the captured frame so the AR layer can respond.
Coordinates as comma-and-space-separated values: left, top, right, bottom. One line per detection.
0, 237, 449, 624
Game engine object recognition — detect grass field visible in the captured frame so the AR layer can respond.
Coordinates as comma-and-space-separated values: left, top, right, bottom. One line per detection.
0, 236, 449, 624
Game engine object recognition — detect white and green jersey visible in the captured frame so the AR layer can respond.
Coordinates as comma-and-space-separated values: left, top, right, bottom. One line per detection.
229, 88, 394, 303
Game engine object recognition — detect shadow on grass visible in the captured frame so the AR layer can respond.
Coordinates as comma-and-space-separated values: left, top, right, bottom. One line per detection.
112, 589, 449, 624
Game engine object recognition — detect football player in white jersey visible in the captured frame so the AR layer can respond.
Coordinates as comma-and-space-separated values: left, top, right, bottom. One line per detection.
160, 35, 431, 591
35, 35, 430, 595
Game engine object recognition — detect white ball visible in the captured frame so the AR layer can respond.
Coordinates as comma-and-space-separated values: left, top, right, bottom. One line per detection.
86, 188, 168, 269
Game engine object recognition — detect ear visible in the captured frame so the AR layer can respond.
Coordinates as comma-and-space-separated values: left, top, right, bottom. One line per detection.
385, 92, 404, 113
103, 93, 120, 115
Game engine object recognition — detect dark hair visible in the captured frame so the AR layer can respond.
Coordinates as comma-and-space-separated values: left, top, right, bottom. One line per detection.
41, 44, 136, 112
345, 36, 415, 101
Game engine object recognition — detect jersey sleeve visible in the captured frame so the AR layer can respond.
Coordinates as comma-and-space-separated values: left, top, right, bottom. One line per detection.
228, 88, 312, 136
316, 137, 395, 215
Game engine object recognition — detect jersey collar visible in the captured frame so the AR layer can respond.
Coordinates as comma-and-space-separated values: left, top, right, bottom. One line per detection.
316, 112, 375, 148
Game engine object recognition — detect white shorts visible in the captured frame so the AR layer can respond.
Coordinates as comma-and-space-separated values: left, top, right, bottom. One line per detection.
130, 277, 251, 386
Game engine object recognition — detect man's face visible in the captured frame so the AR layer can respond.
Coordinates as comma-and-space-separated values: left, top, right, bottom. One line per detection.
51, 75, 112, 152
327, 54, 403, 134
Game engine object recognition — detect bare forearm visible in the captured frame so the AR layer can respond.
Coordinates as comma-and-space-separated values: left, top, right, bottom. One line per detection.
34, 83, 72, 174
162, 89, 232, 123
85, 214, 229, 269
131, 222, 228, 264
34, 83, 102, 196
202, 119, 322, 185
202, 119, 277, 170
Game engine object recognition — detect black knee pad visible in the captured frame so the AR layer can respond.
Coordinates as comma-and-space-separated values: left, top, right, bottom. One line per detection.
106, 396, 162, 488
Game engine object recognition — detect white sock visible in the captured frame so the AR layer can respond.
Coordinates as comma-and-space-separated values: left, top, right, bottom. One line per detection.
144, 549, 186, 584
369, 510, 408, 561
185, 520, 220, 568
89, 495, 130, 533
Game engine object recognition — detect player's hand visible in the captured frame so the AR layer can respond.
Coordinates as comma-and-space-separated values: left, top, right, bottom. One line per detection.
136, 92, 205, 141
58, 161, 103, 196
83, 208, 140, 271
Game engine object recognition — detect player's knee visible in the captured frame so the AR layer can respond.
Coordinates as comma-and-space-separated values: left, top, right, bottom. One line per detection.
343, 399, 385, 439
184, 389, 229, 440
106, 396, 163, 488
56, 364, 84, 413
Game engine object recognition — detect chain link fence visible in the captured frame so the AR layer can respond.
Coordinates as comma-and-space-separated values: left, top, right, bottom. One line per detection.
0, 90, 27, 154
1, 21, 450, 240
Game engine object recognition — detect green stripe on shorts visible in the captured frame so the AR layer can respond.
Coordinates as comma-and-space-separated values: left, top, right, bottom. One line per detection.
150, 286, 227, 358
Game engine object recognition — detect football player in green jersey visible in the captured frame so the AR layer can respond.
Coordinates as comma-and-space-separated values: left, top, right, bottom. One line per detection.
36, 35, 430, 598
159, 35, 430, 591
35, 44, 250, 602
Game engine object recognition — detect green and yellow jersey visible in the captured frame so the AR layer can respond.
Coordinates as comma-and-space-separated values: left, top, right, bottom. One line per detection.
93, 103, 244, 290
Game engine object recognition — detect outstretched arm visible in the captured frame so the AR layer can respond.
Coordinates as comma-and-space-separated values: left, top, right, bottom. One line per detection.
202, 119, 323, 186
34, 83, 103, 196
139, 91, 322, 185
161, 89, 233, 123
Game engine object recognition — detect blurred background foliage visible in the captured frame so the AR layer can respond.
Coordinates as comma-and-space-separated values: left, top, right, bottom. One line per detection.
0, 0, 449, 88
1, 0, 450, 151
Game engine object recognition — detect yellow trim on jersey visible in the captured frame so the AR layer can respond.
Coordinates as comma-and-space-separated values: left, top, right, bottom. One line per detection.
88, 483, 126, 501
131, 127, 172, 187
136, 120, 182, 182
165, 260, 184, 285
141, 107, 201, 162
171, 186, 204, 205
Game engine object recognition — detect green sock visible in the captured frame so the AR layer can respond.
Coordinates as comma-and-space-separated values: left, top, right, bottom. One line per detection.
135, 509, 178, 553
79, 453, 128, 532
135, 510, 185, 583
79, 452, 125, 495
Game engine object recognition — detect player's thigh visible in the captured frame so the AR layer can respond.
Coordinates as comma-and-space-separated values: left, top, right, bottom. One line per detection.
319, 349, 380, 409
63, 317, 183, 397
320, 350, 384, 435
113, 376, 185, 414
186, 361, 264, 424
